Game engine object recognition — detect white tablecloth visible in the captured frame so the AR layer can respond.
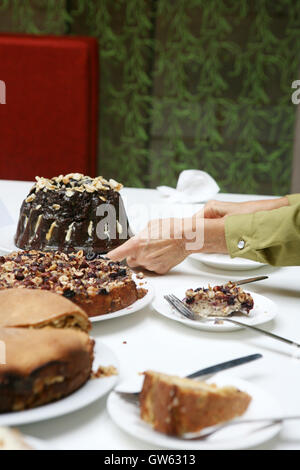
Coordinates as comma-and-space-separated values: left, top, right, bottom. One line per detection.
0, 180, 299, 450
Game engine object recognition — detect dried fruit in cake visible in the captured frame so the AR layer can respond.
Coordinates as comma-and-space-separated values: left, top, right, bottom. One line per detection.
140, 370, 251, 436
0, 327, 94, 413
15, 173, 133, 254
0, 250, 147, 318
0, 288, 90, 332
183, 281, 254, 317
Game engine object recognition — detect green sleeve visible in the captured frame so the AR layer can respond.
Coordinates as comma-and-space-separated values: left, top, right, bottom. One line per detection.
225, 203, 300, 266
287, 194, 300, 205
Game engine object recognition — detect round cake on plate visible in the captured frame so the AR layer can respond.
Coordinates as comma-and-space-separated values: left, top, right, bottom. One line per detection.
15, 173, 132, 254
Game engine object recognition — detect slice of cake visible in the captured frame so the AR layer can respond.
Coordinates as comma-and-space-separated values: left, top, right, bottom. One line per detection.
0, 289, 90, 332
0, 250, 146, 318
140, 370, 251, 436
0, 327, 94, 412
15, 173, 132, 254
0, 427, 32, 450
183, 281, 254, 317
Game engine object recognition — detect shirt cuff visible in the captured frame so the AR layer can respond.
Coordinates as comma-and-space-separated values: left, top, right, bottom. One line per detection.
286, 194, 300, 205
224, 213, 261, 262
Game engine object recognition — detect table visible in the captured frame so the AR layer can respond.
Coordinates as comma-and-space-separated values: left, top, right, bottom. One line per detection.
1, 179, 300, 450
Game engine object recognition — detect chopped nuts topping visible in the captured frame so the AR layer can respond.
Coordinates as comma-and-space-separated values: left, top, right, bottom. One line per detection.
0, 250, 133, 300
26, 194, 36, 203
184, 281, 254, 317
31, 174, 123, 194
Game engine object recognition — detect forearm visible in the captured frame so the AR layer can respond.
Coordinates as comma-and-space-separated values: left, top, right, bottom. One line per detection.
236, 197, 289, 214
187, 217, 227, 254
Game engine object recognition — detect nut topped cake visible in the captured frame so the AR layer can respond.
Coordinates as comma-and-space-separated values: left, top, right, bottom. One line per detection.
15, 173, 132, 254
184, 281, 254, 317
0, 250, 147, 318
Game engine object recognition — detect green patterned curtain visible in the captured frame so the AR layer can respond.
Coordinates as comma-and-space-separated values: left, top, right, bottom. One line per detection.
1, 0, 299, 194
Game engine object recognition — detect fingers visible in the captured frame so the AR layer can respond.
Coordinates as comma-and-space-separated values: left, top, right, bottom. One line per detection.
126, 256, 140, 268
107, 236, 138, 262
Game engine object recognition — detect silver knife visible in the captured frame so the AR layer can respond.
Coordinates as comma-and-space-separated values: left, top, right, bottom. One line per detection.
186, 353, 262, 380
115, 353, 262, 400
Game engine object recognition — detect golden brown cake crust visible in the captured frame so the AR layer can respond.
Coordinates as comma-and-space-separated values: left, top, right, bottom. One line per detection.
0, 250, 146, 317
0, 327, 94, 413
0, 288, 90, 332
140, 371, 252, 435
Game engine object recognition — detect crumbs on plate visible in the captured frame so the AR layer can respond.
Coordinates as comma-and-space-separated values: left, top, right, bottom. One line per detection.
91, 365, 118, 379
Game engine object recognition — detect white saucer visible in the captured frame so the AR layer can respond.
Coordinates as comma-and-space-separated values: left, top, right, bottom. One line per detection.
151, 277, 277, 332
107, 374, 282, 450
24, 435, 50, 450
190, 253, 265, 271
0, 340, 119, 426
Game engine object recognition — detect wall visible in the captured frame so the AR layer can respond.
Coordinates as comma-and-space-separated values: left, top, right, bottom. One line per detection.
0, 0, 299, 195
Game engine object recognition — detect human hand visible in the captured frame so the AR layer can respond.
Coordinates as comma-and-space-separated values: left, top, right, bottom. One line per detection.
108, 217, 203, 274
108, 216, 226, 274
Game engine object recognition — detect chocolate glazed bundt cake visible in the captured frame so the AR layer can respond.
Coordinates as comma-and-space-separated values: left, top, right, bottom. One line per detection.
15, 174, 132, 254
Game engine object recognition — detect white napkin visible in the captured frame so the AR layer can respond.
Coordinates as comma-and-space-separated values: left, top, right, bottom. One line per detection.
157, 170, 220, 203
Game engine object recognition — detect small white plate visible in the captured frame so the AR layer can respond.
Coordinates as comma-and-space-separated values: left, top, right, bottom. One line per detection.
0, 224, 18, 254
152, 287, 277, 332
24, 435, 50, 450
0, 340, 119, 427
107, 375, 282, 450
190, 253, 265, 271
90, 277, 154, 323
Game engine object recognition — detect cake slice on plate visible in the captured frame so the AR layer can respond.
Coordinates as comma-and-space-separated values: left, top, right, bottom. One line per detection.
140, 370, 251, 436
183, 281, 254, 317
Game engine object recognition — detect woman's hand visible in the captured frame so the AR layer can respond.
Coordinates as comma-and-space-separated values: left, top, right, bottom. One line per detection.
108, 216, 227, 274
108, 218, 190, 274
203, 197, 289, 219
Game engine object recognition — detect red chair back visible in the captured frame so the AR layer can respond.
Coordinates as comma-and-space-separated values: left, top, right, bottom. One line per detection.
0, 34, 99, 181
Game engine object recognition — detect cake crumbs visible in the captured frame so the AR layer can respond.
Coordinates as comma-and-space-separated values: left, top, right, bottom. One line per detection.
91, 365, 118, 379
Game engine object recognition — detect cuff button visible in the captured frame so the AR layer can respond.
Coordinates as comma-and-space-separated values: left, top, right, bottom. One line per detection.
237, 239, 245, 250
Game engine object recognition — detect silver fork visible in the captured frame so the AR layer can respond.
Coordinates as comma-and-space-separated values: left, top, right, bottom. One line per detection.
165, 294, 300, 348
180, 415, 300, 440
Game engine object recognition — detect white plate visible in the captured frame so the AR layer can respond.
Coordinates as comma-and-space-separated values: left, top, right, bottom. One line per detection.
190, 253, 265, 271
0, 340, 119, 426
0, 224, 17, 254
24, 436, 50, 450
152, 283, 277, 332
107, 375, 282, 450
90, 277, 154, 323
